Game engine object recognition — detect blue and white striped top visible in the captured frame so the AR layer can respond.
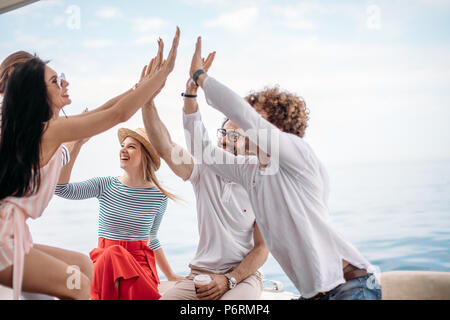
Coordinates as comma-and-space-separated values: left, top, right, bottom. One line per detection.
55, 176, 168, 250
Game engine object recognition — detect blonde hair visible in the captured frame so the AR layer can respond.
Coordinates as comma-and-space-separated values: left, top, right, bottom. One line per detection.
0, 51, 34, 94
141, 145, 178, 201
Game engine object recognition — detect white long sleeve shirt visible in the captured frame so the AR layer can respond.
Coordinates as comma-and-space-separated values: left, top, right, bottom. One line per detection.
187, 76, 373, 298
183, 112, 257, 270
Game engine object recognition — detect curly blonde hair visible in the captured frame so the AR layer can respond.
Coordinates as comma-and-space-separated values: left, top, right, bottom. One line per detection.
245, 87, 309, 138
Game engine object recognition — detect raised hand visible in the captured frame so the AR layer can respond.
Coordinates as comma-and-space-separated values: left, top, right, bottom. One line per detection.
187, 37, 215, 92
189, 36, 215, 79
138, 26, 180, 99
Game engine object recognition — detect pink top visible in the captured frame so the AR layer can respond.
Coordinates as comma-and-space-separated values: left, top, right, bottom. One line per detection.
0, 145, 69, 299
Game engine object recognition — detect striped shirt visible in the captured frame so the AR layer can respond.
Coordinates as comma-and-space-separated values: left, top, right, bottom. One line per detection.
55, 176, 168, 250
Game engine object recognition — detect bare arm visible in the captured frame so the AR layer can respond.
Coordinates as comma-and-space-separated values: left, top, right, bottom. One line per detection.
154, 248, 184, 282
58, 109, 90, 184
69, 62, 148, 119
58, 141, 83, 184
191, 37, 309, 175
142, 101, 194, 181
41, 27, 180, 167
67, 88, 134, 119
228, 223, 268, 283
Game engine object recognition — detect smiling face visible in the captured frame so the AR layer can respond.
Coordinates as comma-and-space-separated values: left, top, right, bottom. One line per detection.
44, 66, 71, 113
120, 137, 144, 172
218, 120, 247, 156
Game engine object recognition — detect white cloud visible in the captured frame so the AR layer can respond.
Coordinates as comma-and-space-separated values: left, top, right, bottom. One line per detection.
271, 1, 362, 31
132, 35, 162, 46
280, 19, 316, 30
271, 3, 322, 30
11, 33, 57, 51
131, 17, 168, 33
182, 0, 228, 6
95, 7, 123, 19
81, 39, 115, 48
204, 7, 259, 31
52, 15, 65, 26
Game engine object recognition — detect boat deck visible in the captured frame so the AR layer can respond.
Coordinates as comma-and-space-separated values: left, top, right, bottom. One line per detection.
2, 271, 450, 300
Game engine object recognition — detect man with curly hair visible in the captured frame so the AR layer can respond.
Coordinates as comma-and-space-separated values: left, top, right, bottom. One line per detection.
186, 37, 382, 300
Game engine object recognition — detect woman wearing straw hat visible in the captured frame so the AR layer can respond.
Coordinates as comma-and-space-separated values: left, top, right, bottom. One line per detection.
55, 127, 184, 300
0, 27, 180, 300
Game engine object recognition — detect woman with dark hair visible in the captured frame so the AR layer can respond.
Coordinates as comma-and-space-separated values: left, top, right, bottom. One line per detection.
0, 51, 34, 132
0, 27, 180, 300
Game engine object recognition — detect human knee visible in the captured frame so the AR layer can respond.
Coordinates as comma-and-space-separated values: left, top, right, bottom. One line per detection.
160, 282, 196, 300
68, 273, 91, 300
79, 254, 93, 282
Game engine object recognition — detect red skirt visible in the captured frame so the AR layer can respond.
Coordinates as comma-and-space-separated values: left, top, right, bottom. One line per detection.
89, 237, 161, 300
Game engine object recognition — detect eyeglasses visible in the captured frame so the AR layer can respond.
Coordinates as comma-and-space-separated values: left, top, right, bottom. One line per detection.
217, 128, 244, 141
56, 73, 68, 118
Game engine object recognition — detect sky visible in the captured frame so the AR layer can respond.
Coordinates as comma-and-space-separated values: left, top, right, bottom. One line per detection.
1, 0, 450, 183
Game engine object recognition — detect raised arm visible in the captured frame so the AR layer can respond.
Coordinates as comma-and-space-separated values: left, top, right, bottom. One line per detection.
190, 37, 311, 175
141, 46, 207, 181
58, 109, 90, 185
42, 27, 180, 166
183, 51, 215, 115
58, 141, 83, 185
66, 89, 134, 120
142, 100, 194, 181
182, 107, 256, 187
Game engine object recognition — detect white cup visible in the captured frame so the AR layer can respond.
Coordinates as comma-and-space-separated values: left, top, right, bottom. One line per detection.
194, 274, 212, 293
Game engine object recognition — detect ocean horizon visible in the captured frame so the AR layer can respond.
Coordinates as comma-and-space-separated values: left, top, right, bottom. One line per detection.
28, 158, 450, 296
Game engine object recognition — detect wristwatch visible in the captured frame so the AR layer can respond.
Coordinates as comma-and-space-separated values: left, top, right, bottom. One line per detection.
193, 69, 206, 86
224, 273, 237, 289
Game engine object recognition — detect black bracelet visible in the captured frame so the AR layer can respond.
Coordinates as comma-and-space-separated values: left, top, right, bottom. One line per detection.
193, 69, 206, 86
181, 93, 197, 98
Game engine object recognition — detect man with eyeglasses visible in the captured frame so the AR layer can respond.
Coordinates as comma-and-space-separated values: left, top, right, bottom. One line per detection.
142, 69, 269, 300
216, 119, 248, 156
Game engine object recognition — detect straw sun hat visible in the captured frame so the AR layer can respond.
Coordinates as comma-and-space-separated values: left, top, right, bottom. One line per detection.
117, 128, 161, 170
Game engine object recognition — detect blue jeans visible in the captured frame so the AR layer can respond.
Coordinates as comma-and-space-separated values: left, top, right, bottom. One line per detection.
299, 274, 382, 300
320, 274, 382, 300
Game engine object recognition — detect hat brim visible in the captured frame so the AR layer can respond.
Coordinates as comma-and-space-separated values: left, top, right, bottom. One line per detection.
118, 128, 161, 170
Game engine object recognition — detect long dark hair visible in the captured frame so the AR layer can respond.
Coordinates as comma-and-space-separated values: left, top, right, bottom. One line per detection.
0, 57, 53, 200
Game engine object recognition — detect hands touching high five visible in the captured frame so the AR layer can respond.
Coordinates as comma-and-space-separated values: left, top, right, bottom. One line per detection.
188, 37, 215, 92
138, 26, 180, 103
138, 32, 215, 101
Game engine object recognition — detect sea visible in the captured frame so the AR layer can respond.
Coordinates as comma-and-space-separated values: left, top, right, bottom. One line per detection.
28, 159, 450, 296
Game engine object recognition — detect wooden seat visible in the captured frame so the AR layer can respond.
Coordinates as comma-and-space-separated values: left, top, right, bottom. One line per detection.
380, 271, 450, 300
